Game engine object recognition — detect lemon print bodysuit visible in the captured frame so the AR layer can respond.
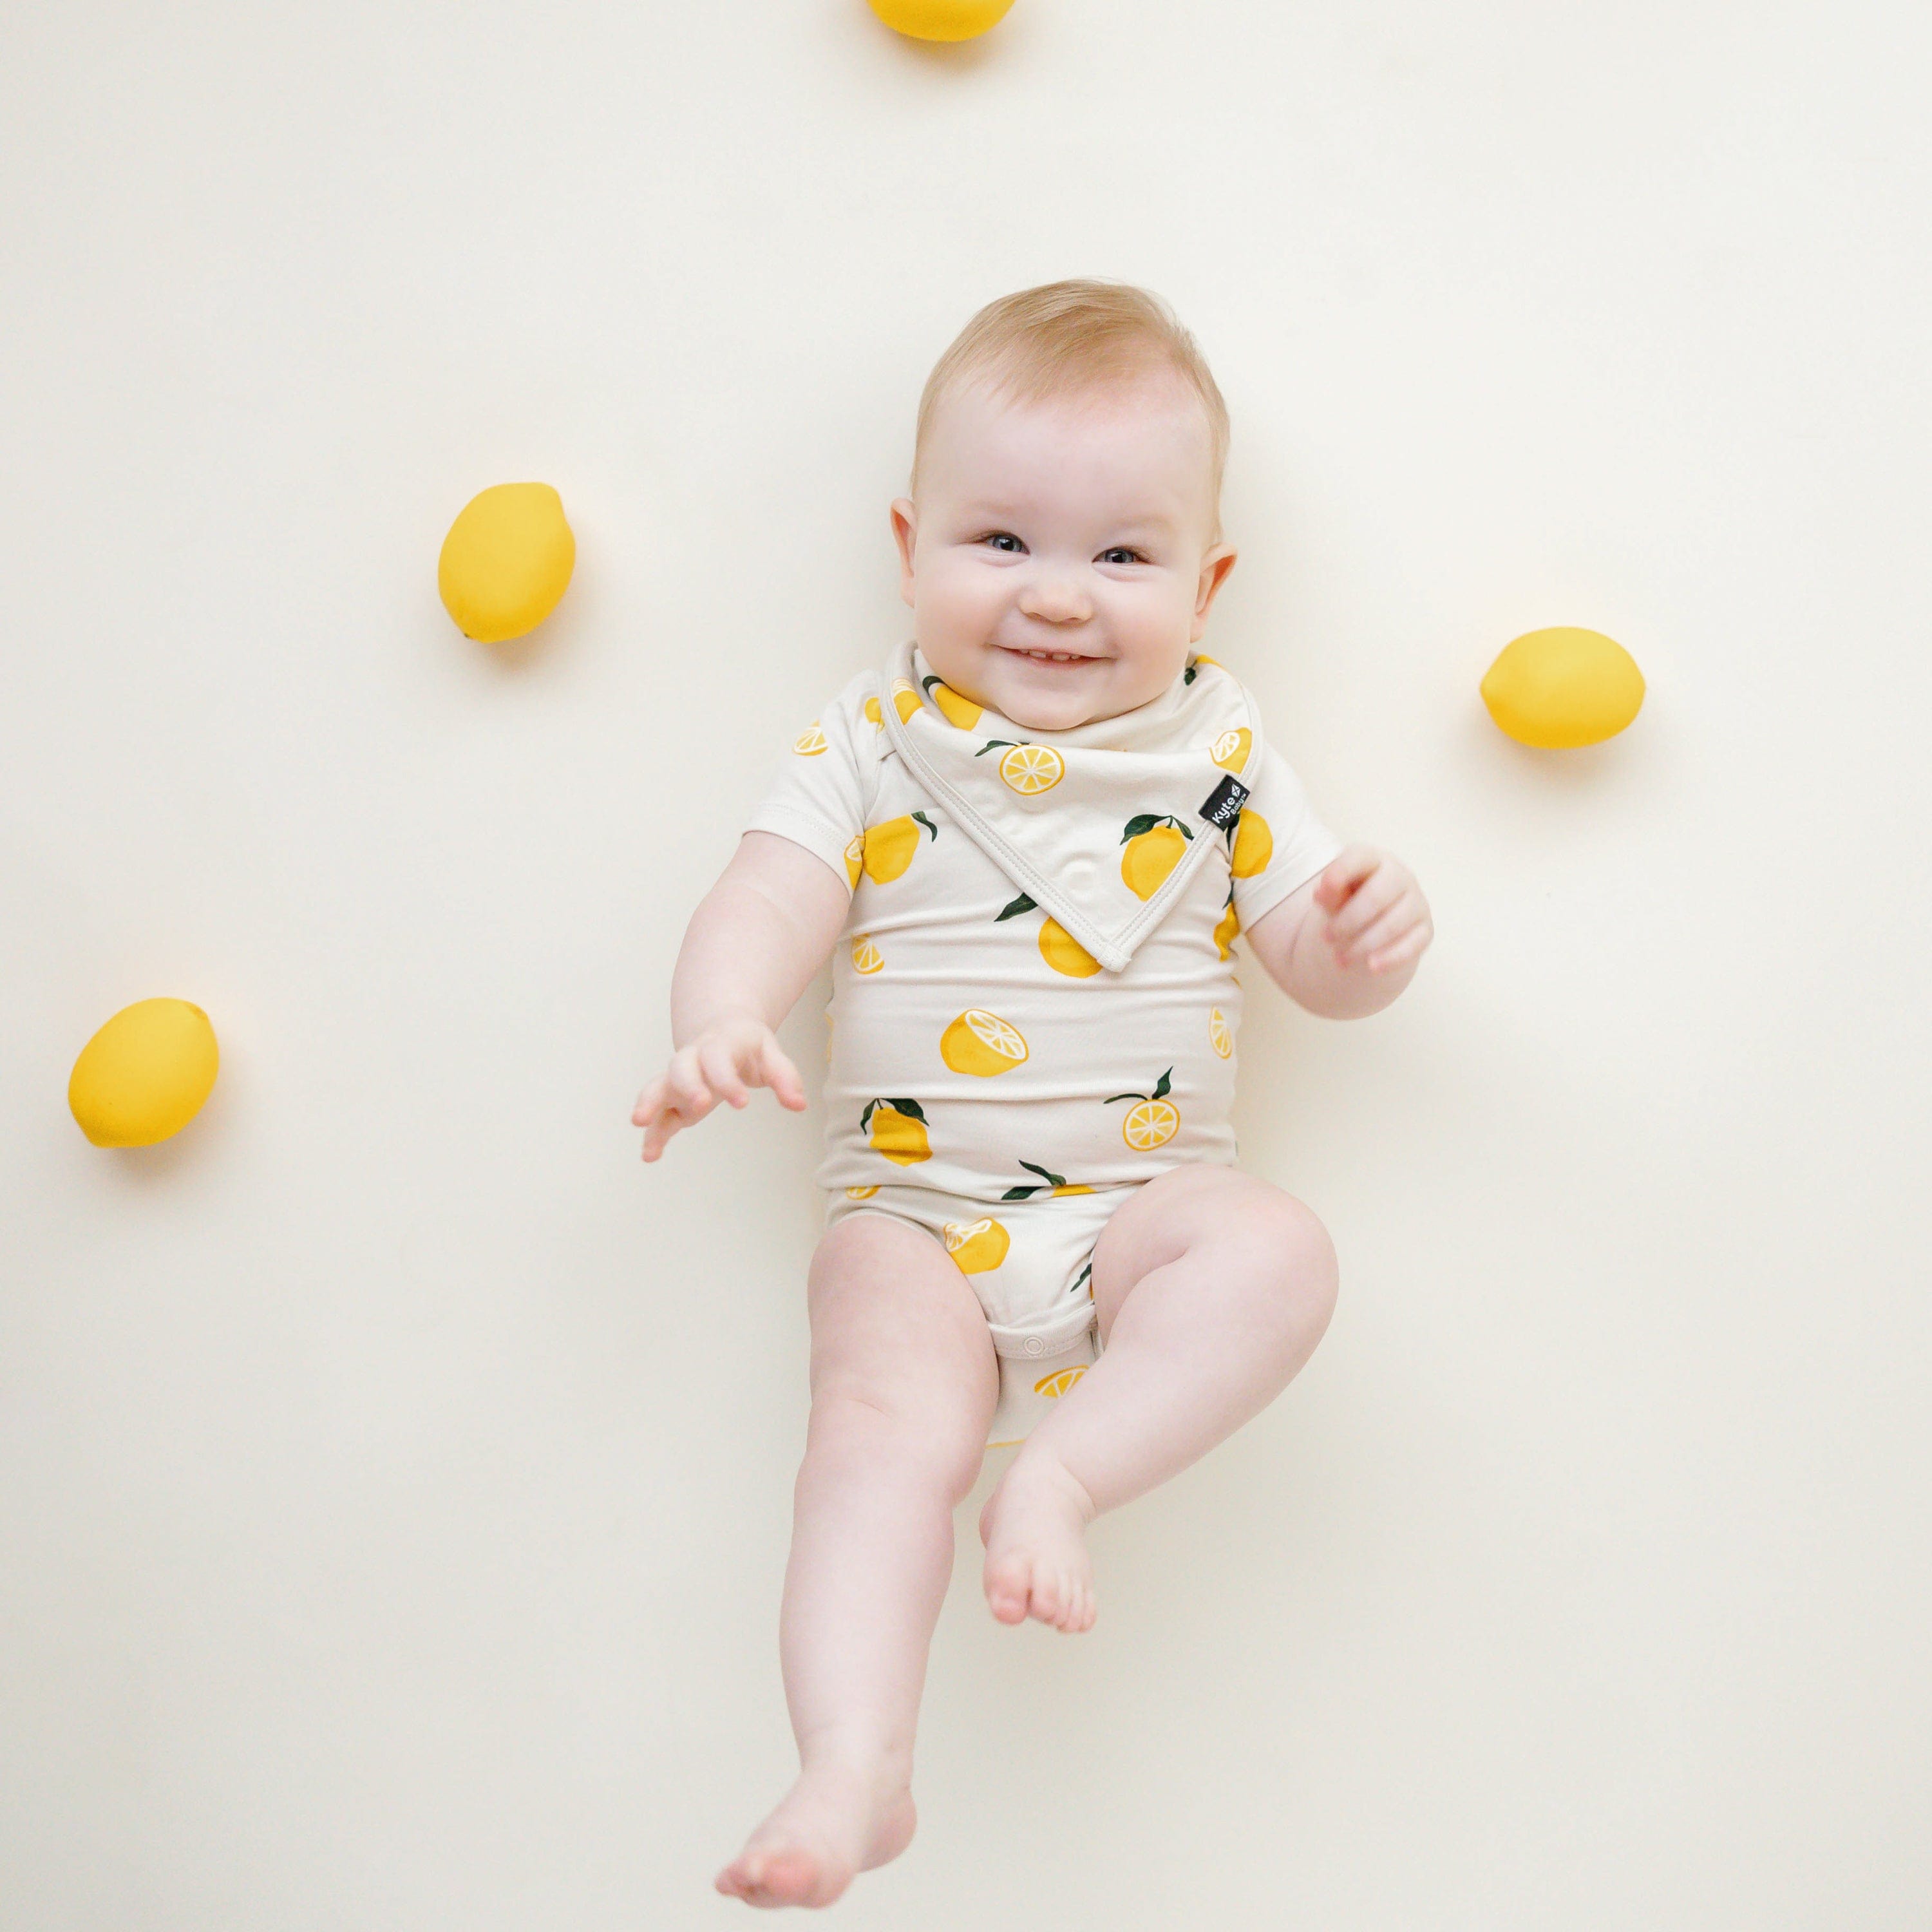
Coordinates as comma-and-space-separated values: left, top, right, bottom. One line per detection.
748, 642, 1341, 1448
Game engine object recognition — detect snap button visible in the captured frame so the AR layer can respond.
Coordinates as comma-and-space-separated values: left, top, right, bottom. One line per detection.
1023, 1337, 1045, 1356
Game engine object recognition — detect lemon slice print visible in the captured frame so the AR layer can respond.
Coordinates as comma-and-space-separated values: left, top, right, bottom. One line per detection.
1209, 727, 1251, 772
1106, 1068, 1180, 1150
1209, 1008, 1233, 1059
974, 739, 1065, 793
793, 722, 829, 756
846, 1184, 880, 1199
844, 834, 865, 889
1034, 1366, 1087, 1398
943, 1217, 1011, 1273
891, 679, 921, 723
851, 935, 884, 975
940, 1009, 1028, 1076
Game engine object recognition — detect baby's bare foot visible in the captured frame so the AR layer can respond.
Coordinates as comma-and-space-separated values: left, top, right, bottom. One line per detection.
978, 1448, 1098, 1633
714, 1756, 916, 1909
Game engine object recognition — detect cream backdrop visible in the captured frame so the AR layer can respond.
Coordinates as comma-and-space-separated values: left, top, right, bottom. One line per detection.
3, 2, 1928, 1926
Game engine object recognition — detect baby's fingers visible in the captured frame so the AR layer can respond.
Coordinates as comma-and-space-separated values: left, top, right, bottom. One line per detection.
1338, 889, 1420, 965
698, 1037, 752, 1110
757, 1036, 808, 1112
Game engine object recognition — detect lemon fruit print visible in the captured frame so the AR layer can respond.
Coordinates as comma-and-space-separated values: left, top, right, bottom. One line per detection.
891, 679, 922, 723
940, 1009, 1029, 1076
851, 935, 885, 975
996, 891, 1101, 977
1003, 1161, 1094, 1200
793, 722, 829, 756
1120, 814, 1193, 899
922, 674, 983, 730
1210, 727, 1251, 772
943, 1217, 1011, 1273
1106, 1068, 1180, 1150
844, 834, 865, 889
1209, 1008, 1234, 1059
1213, 887, 1240, 959
862, 1098, 931, 1165
862, 810, 938, 884
1230, 810, 1272, 878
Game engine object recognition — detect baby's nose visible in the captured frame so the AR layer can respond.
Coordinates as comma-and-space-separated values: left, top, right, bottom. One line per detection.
1018, 574, 1092, 623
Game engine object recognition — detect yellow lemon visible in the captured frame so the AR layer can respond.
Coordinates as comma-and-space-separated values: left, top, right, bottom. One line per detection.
68, 997, 219, 1147
1038, 918, 1101, 978
863, 695, 884, 729
940, 1009, 1028, 1077
1213, 898, 1240, 960
1209, 727, 1251, 772
864, 1099, 931, 1165
1209, 1008, 1234, 1059
892, 679, 921, 723
793, 721, 829, 756
844, 833, 865, 889
867, 0, 1014, 40
862, 811, 936, 883
924, 677, 983, 729
1034, 1366, 1087, 1398
1192, 653, 1222, 670
998, 743, 1064, 793
1480, 626, 1645, 748
1121, 1097, 1180, 1150
851, 935, 885, 975
1121, 822, 1188, 900
846, 1184, 880, 1198
1231, 810, 1272, 878
437, 482, 575, 643
943, 1217, 1011, 1273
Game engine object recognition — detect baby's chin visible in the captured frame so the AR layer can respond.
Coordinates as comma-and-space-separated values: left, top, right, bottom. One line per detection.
954, 646, 1182, 732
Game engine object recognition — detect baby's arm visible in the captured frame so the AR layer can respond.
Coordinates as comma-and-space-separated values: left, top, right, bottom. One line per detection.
1242, 844, 1433, 1019
632, 830, 850, 1161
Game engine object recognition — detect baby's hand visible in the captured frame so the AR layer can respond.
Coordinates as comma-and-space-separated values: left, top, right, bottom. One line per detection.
1311, 844, 1434, 975
631, 1010, 808, 1162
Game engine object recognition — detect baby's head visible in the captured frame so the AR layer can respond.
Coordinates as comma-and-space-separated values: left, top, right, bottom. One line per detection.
892, 280, 1237, 732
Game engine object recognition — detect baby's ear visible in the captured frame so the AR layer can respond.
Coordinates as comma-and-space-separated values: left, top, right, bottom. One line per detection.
890, 499, 920, 606
1191, 543, 1238, 636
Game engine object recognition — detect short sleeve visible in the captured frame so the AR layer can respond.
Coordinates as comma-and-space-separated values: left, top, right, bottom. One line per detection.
742, 675, 877, 889
1229, 741, 1343, 929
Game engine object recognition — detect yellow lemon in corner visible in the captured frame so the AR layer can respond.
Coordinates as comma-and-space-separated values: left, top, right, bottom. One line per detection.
940, 1009, 1028, 1076
1481, 626, 1645, 748
844, 834, 865, 889
1209, 1008, 1234, 1059
891, 679, 921, 723
923, 676, 983, 729
862, 811, 936, 883
867, 0, 1015, 41
864, 1099, 931, 1165
943, 1217, 1011, 1273
1121, 822, 1188, 900
1209, 728, 1251, 772
846, 1184, 880, 1198
437, 482, 574, 643
793, 722, 829, 756
69, 998, 219, 1147
852, 936, 885, 975
998, 744, 1064, 793
1034, 1366, 1086, 1397
1213, 897, 1240, 959
1038, 918, 1101, 978
1231, 810, 1272, 878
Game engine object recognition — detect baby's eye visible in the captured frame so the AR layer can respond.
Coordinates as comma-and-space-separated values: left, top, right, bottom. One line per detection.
1098, 546, 1146, 565
981, 532, 1025, 554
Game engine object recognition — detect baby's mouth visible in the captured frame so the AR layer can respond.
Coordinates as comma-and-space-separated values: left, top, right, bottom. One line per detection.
998, 645, 1102, 667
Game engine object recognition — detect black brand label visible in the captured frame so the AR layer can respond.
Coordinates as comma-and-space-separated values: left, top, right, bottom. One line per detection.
1198, 773, 1250, 830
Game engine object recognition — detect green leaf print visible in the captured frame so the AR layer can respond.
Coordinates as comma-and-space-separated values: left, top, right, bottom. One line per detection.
1120, 812, 1193, 843
996, 892, 1038, 922
1002, 1159, 1068, 1200
911, 810, 938, 840
974, 739, 1019, 757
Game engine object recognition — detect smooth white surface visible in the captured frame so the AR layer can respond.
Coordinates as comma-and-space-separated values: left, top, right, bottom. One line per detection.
3, 2, 1929, 1924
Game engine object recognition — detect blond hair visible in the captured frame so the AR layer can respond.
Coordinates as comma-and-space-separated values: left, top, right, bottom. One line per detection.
911, 279, 1230, 518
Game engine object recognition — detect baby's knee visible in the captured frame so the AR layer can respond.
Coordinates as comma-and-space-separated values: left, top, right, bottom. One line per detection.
805, 1385, 988, 1502
1240, 1189, 1340, 1324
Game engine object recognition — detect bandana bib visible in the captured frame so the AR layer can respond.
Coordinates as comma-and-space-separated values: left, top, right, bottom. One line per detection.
877, 640, 1264, 973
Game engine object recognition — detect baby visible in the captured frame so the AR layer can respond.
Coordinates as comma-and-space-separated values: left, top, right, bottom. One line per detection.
632, 281, 1433, 1908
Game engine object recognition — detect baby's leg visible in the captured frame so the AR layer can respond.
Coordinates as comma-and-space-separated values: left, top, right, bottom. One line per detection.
715, 1212, 998, 1909
980, 1165, 1338, 1631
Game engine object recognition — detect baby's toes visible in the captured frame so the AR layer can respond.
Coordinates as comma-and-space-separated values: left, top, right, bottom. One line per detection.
984, 1552, 1034, 1624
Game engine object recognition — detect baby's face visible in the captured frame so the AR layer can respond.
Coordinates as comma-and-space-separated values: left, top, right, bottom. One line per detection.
892, 371, 1236, 732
